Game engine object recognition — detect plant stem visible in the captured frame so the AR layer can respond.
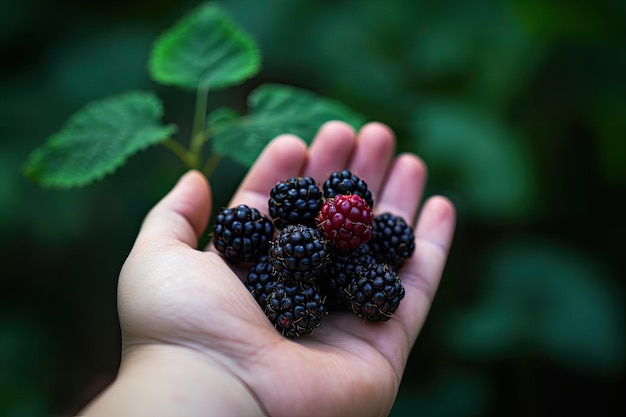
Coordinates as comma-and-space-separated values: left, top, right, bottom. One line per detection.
189, 84, 211, 168
162, 138, 194, 168
202, 152, 222, 177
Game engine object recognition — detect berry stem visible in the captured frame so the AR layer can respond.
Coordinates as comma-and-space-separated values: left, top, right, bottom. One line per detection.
159, 84, 216, 172
202, 152, 222, 177
162, 138, 195, 168
189, 84, 211, 169
159, 85, 222, 175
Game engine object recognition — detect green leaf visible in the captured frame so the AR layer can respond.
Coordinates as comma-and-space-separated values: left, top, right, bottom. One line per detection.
149, 2, 261, 91
209, 83, 366, 167
23, 91, 177, 188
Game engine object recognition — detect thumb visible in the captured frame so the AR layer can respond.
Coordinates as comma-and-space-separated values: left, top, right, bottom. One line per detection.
136, 170, 212, 248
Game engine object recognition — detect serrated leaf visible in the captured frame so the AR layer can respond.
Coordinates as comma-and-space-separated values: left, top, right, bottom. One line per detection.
209, 83, 366, 167
23, 91, 177, 188
149, 2, 261, 91
208, 106, 240, 130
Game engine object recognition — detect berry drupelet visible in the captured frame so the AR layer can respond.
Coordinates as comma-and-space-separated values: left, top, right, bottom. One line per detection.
370, 212, 415, 270
317, 194, 373, 251
265, 280, 327, 337
245, 256, 279, 311
268, 176, 324, 230
319, 244, 377, 310
323, 169, 374, 208
213, 204, 275, 263
347, 263, 405, 321
268, 224, 330, 283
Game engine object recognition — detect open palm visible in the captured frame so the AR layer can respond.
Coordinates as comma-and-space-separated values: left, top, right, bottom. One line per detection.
111, 121, 456, 417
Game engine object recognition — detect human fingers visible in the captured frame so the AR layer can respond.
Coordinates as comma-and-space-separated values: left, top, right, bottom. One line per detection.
361, 196, 455, 379
374, 153, 427, 222
347, 122, 396, 202
303, 120, 357, 180
342, 155, 426, 356
397, 196, 456, 344
226, 134, 308, 214
134, 170, 212, 249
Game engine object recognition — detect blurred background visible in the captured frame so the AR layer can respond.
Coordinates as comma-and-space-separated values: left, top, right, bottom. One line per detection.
1, 0, 624, 415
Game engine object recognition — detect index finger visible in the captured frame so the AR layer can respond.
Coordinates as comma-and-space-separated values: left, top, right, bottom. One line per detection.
225, 134, 308, 215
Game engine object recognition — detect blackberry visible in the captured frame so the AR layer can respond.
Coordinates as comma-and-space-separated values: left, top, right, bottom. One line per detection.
265, 280, 327, 337
323, 169, 374, 208
316, 194, 373, 250
370, 213, 415, 270
268, 177, 324, 230
320, 245, 376, 310
213, 204, 275, 263
347, 263, 405, 321
268, 224, 329, 282
245, 256, 279, 311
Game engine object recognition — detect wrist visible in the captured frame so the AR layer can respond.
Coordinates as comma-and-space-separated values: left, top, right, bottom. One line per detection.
80, 344, 265, 416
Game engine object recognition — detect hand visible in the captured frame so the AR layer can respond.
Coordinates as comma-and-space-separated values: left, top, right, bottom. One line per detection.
81, 121, 456, 417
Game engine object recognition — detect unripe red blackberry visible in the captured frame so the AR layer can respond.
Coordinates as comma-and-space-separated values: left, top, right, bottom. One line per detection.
265, 280, 327, 337
268, 224, 329, 282
316, 194, 373, 251
347, 263, 405, 321
213, 204, 275, 263
370, 212, 415, 270
323, 169, 374, 208
268, 176, 324, 230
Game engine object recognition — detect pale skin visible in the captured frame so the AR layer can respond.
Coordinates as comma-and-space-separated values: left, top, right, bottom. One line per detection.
80, 121, 456, 417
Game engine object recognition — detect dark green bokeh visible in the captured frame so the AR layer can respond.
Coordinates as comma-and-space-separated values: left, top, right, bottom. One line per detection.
1, 0, 624, 415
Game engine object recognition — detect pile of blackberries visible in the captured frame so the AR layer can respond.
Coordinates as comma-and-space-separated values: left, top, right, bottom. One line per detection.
213, 170, 415, 337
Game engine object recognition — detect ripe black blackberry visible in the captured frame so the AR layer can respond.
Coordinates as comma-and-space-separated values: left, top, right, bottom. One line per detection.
370, 213, 415, 270
265, 280, 327, 337
213, 204, 275, 263
323, 169, 374, 208
268, 224, 329, 282
268, 177, 324, 229
347, 263, 405, 321
320, 245, 376, 310
245, 256, 279, 311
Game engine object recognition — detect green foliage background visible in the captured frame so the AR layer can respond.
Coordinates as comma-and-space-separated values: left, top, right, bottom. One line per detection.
1, 0, 624, 415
